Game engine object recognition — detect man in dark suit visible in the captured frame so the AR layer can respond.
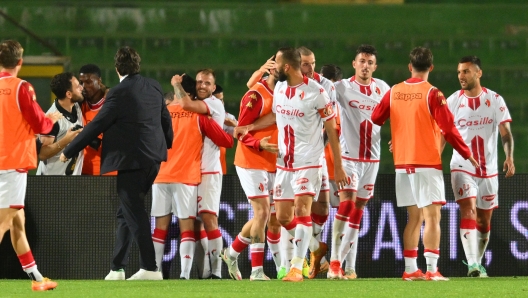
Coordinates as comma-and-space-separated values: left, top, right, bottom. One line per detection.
61, 46, 173, 280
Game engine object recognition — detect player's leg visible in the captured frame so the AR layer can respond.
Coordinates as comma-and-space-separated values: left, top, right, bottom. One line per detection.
420, 170, 448, 281
396, 172, 425, 281
475, 176, 497, 278
0, 208, 17, 244
194, 221, 211, 279
249, 197, 271, 281
308, 187, 329, 279
174, 184, 198, 280
150, 184, 173, 276
198, 174, 223, 278
267, 211, 282, 276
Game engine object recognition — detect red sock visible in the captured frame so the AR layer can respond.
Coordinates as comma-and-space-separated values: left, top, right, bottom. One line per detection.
152, 228, 168, 244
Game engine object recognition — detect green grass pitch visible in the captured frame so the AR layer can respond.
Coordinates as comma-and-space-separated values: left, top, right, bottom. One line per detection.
2, 277, 528, 298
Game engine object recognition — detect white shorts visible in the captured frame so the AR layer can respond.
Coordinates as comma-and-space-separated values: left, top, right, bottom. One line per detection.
273, 167, 322, 201
151, 183, 197, 219
0, 170, 27, 209
396, 169, 446, 208
197, 173, 222, 216
235, 166, 276, 213
451, 171, 499, 210
341, 159, 379, 201
329, 180, 340, 208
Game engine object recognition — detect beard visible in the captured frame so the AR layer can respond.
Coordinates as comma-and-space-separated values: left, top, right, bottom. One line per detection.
277, 69, 288, 82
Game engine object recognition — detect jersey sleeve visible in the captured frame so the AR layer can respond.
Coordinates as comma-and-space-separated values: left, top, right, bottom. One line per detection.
199, 115, 234, 148
429, 88, 471, 159
494, 93, 512, 124
18, 81, 55, 134
237, 90, 264, 150
203, 97, 224, 119
371, 89, 391, 125
316, 88, 335, 121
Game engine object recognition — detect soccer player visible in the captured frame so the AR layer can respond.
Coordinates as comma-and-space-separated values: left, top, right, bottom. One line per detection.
237, 47, 347, 282
371, 47, 478, 281
0, 39, 61, 291
214, 84, 238, 175
445, 56, 514, 277
297, 46, 337, 279
78, 64, 114, 176
222, 61, 279, 281
171, 69, 226, 278
330, 45, 390, 280
150, 93, 233, 280
37, 72, 84, 175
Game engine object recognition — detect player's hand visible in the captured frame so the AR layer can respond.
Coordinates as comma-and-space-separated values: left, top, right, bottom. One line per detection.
171, 74, 185, 86
47, 111, 63, 123
334, 166, 348, 190
388, 140, 393, 153
233, 124, 253, 139
503, 157, 515, 178
259, 136, 278, 153
468, 156, 479, 168
59, 153, 69, 162
259, 56, 276, 74
62, 127, 82, 144
224, 117, 238, 128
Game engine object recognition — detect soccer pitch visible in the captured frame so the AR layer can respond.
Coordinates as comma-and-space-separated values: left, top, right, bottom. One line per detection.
2, 278, 528, 297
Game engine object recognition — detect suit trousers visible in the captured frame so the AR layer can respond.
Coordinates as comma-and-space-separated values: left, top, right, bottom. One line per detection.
111, 163, 160, 271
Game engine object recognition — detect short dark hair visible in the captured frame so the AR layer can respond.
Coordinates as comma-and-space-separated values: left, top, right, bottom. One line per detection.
213, 84, 223, 95
163, 91, 174, 102
297, 46, 313, 56
114, 46, 140, 76
278, 47, 301, 70
79, 64, 101, 77
356, 44, 377, 58
50, 72, 75, 99
181, 74, 196, 98
459, 55, 481, 69
409, 47, 433, 72
0, 40, 23, 69
320, 64, 343, 82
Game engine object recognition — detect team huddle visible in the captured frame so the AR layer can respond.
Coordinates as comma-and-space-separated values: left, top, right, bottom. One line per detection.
0, 39, 514, 290
155, 45, 514, 282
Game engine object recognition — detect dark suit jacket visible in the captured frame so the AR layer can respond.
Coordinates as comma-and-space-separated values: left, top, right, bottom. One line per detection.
64, 73, 173, 174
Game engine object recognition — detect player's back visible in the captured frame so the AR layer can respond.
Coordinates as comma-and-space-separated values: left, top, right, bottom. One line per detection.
156, 104, 203, 184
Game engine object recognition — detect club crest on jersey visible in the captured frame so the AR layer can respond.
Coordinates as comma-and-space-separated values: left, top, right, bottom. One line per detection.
375, 87, 381, 95
485, 99, 491, 107
319, 88, 325, 94
275, 184, 282, 197
299, 91, 305, 100
258, 183, 265, 193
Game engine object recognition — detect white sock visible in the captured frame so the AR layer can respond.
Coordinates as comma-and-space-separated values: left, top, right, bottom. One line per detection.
292, 220, 312, 271
209, 235, 223, 277
153, 241, 165, 272
477, 230, 490, 265
344, 231, 358, 271
404, 257, 418, 273
424, 250, 439, 273
460, 227, 478, 265
179, 239, 196, 279
267, 231, 281, 272
24, 265, 43, 282
330, 218, 346, 261
339, 224, 359, 263
280, 227, 294, 271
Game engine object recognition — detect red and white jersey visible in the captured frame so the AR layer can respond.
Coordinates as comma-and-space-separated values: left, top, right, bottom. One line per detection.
313, 72, 336, 103
201, 95, 226, 174
335, 76, 390, 162
447, 87, 512, 177
273, 76, 335, 170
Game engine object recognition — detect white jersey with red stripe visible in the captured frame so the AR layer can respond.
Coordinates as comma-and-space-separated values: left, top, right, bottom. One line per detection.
313, 72, 336, 103
447, 87, 512, 177
335, 77, 390, 162
201, 95, 226, 174
273, 76, 334, 170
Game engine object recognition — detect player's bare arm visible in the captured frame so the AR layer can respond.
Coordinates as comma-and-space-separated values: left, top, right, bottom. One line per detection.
224, 117, 237, 127
323, 118, 347, 189
233, 112, 276, 138
499, 121, 515, 177
171, 74, 208, 115
40, 128, 82, 160
246, 56, 276, 89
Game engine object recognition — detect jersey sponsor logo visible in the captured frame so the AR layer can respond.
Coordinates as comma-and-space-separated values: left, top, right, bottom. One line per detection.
457, 117, 493, 128
363, 184, 374, 191
296, 178, 309, 184
482, 194, 496, 202
170, 111, 194, 118
349, 100, 376, 111
394, 92, 422, 101
0, 88, 12, 95
276, 104, 305, 118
